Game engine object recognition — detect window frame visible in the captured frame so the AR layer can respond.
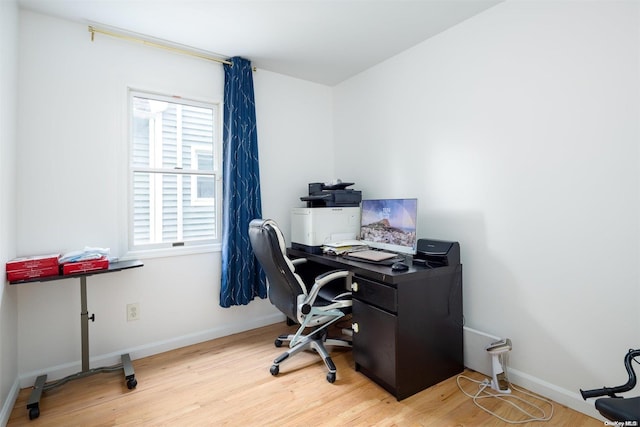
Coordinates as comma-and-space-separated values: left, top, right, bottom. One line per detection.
126, 89, 223, 258
190, 144, 216, 207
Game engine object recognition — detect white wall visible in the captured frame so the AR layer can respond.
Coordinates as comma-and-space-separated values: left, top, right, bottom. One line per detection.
0, 0, 19, 423
15, 10, 334, 385
254, 70, 335, 236
334, 0, 639, 416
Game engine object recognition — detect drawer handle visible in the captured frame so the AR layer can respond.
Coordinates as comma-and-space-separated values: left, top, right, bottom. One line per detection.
352, 322, 359, 333
351, 282, 359, 292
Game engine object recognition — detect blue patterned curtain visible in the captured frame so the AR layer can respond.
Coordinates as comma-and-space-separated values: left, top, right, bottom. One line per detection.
220, 56, 266, 307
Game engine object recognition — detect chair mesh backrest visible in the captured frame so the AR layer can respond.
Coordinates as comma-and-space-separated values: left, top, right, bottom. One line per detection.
248, 219, 306, 320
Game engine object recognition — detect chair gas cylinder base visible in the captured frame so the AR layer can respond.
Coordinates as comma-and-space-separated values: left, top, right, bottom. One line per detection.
272, 328, 352, 383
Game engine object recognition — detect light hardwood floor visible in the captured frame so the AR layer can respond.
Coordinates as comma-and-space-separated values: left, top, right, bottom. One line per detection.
9, 322, 602, 426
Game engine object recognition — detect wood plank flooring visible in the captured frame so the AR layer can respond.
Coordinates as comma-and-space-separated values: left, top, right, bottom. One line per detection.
8, 322, 602, 426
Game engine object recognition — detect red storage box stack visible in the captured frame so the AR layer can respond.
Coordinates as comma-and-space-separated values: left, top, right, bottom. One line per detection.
62, 257, 109, 275
6, 254, 60, 281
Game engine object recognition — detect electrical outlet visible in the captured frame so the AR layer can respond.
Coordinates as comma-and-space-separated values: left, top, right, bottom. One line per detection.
127, 303, 140, 321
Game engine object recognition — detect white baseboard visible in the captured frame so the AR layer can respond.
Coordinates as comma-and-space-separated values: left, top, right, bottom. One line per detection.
506, 366, 604, 421
463, 326, 604, 422
18, 312, 285, 389
463, 326, 501, 377
0, 377, 21, 427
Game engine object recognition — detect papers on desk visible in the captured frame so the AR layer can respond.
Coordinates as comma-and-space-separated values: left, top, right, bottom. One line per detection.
322, 240, 368, 255
59, 246, 110, 264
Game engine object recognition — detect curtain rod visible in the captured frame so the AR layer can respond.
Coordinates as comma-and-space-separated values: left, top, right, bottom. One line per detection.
88, 25, 233, 66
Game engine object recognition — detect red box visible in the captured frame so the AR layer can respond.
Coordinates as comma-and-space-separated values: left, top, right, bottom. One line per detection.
6, 254, 60, 282
7, 265, 60, 282
62, 257, 109, 275
6, 254, 60, 271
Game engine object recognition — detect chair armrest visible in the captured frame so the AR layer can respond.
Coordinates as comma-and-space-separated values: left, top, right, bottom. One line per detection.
303, 270, 351, 306
291, 258, 307, 267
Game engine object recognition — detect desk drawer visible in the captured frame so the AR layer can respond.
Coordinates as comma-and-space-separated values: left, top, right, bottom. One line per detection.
352, 276, 397, 313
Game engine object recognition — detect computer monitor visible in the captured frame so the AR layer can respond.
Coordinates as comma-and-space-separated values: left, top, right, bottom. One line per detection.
359, 198, 418, 255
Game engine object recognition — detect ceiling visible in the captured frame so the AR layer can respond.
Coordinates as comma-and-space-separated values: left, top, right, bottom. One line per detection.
17, 0, 503, 86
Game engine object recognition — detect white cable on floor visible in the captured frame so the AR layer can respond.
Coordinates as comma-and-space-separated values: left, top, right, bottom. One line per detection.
456, 374, 554, 424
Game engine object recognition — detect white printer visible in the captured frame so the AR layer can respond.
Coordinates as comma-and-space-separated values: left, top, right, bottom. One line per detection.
291, 207, 361, 254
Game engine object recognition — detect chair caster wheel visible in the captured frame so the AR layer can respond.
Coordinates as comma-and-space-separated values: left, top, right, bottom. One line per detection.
270, 365, 279, 376
274, 339, 283, 347
326, 372, 336, 383
28, 406, 40, 420
127, 378, 137, 390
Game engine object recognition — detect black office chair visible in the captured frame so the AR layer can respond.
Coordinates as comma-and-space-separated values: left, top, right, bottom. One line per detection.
248, 219, 352, 383
581, 348, 640, 423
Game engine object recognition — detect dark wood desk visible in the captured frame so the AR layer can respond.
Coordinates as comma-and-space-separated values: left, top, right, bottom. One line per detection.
10, 260, 143, 419
287, 249, 463, 400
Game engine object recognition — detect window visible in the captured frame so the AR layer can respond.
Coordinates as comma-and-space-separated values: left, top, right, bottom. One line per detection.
129, 91, 221, 252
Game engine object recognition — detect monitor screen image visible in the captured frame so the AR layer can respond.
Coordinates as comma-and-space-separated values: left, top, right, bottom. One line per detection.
359, 198, 418, 255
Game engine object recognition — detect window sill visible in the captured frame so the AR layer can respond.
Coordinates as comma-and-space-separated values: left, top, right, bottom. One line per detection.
121, 243, 221, 261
